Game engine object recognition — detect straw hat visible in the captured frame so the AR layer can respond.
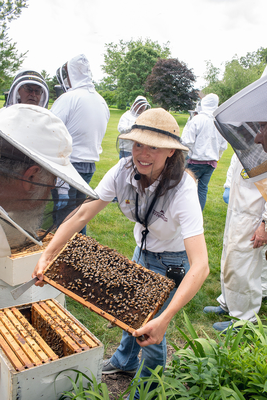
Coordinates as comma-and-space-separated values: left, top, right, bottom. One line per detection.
119, 108, 188, 150
0, 104, 98, 199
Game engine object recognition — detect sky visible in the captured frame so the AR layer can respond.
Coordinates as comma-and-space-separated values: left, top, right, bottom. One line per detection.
7, 0, 267, 89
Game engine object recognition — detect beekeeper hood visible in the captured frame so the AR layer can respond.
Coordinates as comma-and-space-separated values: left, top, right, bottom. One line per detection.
6, 69, 49, 108
0, 104, 98, 198
130, 96, 151, 117
0, 104, 98, 248
56, 54, 95, 93
200, 93, 219, 116
214, 72, 267, 182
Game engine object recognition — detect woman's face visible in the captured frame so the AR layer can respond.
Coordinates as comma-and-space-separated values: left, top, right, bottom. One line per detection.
132, 142, 175, 182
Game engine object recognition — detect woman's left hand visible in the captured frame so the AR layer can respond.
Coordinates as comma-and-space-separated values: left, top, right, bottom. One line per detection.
132, 317, 167, 347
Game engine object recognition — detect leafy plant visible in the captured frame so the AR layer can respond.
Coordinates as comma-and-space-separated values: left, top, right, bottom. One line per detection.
55, 313, 267, 399
163, 312, 267, 399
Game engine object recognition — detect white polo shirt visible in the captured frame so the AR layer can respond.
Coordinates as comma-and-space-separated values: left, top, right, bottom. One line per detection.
95, 159, 203, 253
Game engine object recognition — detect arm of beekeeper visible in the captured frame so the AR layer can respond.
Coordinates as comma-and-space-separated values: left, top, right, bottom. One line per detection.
33, 160, 122, 285
117, 111, 134, 134
251, 201, 267, 248
50, 96, 71, 125
133, 233, 209, 346
223, 153, 237, 204
32, 198, 109, 286
180, 118, 197, 150
218, 133, 228, 159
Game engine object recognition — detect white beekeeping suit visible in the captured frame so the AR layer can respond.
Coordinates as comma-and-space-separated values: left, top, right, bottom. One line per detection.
217, 153, 267, 322
117, 96, 150, 156
181, 94, 227, 161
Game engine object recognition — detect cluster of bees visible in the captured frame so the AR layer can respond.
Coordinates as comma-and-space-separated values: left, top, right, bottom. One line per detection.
45, 234, 175, 329
32, 311, 66, 357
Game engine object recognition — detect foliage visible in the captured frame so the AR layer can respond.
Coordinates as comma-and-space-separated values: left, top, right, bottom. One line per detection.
203, 48, 267, 103
116, 45, 162, 107
100, 39, 171, 108
145, 58, 198, 111
162, 312, 267, 399
55, 314, 267, 399
101, 39, 170, 89
40, 69, 59, 101
0, 0, 28, 91
97, 89, 117, 107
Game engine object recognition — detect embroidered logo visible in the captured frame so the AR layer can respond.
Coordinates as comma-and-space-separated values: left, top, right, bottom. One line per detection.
153, 209, 168, 222
240, 168, 249, 180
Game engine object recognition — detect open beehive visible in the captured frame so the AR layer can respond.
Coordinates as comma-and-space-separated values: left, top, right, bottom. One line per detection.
0, 298, 100, 372
0, 299, 103, 400
0, 232, 54, 287
43, 233, 175, 334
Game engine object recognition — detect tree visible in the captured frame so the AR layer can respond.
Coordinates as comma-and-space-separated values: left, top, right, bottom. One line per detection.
203, 48, 267, 103
100, 39, 171, 105
145, 58, 198, 111
0, 0, 28, 92
40, 70, 59, 101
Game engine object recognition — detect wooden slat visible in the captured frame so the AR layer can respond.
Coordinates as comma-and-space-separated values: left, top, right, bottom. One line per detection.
0, 331, 25, 371
0, 318, 34, 369
11, 308, 58, 361
47, 300, 98, 348
0, 310, 40, 366
32, 303, 82, 354
7, 308, 54, 363
39, 301, 89, 351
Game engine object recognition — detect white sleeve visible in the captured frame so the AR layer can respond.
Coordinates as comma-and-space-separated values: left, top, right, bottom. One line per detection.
224, 153, 237, 188
180, 118, 197, 150
218, 135, 228, 159
117, 112, 134, 134
262, 201, 267, 222
95, 163, 120, 201
50, 96, 70, 125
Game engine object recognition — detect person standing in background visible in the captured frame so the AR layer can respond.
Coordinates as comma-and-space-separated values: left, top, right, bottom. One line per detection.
5, 69, 49, 108
181, 93, 227, 210
51, 54, 110, 234
117, 96, 150, 158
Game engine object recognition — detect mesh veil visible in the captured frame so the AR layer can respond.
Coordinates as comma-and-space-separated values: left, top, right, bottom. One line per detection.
214, 74, 267, 182
0, 137, 94, 252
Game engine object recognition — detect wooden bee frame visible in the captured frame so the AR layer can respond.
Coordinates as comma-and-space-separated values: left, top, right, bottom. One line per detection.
43, 233, 175, 335
0, 299, 101, 372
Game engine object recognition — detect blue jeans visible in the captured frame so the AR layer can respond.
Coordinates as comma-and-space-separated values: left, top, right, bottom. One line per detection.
68, 172, 94, 235
186, 163, 215, 210
110, 246, 189, 399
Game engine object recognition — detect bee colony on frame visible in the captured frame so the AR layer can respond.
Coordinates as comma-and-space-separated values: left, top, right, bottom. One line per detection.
43, 233, 175, 333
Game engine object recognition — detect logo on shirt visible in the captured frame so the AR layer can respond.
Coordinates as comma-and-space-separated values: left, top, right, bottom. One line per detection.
240, 168, 249, 180
153, 209, 168, 222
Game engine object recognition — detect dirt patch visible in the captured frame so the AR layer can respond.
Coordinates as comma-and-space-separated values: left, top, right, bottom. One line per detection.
101, 344, 176, 399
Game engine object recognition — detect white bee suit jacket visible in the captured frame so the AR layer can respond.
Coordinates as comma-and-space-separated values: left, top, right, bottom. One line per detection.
51, 54, 110, 164
218, 154, 267, 321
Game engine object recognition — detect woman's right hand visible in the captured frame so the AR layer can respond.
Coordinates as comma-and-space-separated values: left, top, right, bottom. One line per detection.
32, 253, 53, 287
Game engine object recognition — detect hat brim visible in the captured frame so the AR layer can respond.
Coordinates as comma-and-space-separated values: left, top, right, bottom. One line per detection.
119, 129, 188, 151
0, 130, 98, 200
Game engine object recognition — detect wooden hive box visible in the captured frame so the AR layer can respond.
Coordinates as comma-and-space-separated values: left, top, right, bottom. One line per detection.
0, 233, 54, 286
43, 233, 176, 335
0, 299, 104, 400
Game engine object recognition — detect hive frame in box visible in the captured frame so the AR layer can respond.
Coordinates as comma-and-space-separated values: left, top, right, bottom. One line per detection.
43, 233, 175, 335
0, 299, 104, 400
